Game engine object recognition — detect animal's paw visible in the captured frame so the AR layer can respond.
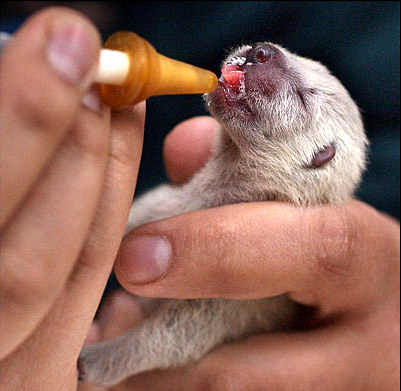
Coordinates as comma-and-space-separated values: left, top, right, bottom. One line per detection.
78, 345, 119, 387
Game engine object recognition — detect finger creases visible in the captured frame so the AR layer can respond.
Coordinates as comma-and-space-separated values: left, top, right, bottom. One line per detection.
0, 6, 101, 227
64, 103, 146, 330
0, 103, 111, 359
115, 200, 393, 312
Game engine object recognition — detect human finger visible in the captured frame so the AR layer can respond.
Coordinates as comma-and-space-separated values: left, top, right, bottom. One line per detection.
53, 103, 146, 353
163, 116, 217, 184
0, 102, 147, 390
115, 200, 400, 315
0, 98, 111, 358
0, 7, 101, 227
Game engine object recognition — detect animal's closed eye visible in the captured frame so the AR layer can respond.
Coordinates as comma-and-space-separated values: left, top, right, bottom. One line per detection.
296, 90, 307, 108
306, 144, 336, 168
296, 88, 317, 109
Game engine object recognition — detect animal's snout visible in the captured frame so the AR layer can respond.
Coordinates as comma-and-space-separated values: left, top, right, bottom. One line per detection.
244, 42, 278, 64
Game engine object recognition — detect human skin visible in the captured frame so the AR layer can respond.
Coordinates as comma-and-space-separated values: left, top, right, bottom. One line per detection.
0, 7, 145, 390
1, 6, 399, 391
82, 116, 399, 391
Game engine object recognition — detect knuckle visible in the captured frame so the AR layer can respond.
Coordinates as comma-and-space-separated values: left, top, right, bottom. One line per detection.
108, 136, 135, 169
73, 132, 109, 161
305, 206, 358, 280
69, 115, 110, 161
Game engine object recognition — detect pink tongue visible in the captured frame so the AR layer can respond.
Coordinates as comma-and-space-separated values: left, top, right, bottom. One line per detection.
221, 64, 244, 91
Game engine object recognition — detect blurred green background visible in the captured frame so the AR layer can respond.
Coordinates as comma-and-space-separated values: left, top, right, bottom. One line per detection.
2, 1, 399, 219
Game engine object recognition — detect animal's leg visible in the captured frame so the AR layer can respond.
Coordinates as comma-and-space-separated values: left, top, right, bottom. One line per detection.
79, 296, 295, 387
125, 184, 191, 232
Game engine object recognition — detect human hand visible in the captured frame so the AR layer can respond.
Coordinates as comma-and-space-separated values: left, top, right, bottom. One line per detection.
87, 116, 399, 390
0, 7, 145, 390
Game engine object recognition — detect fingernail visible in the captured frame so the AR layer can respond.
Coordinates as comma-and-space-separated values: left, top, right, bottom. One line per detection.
47, 23, 97, 86
81, 85, 102, 113
119, 236, 171, 284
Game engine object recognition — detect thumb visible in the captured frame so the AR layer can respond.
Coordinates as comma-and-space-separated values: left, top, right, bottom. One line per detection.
1, 7, 101, 226
114, 200, 389, 313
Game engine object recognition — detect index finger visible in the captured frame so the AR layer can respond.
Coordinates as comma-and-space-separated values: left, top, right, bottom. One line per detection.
0, 7, 101, 227
115, 200, 400, 314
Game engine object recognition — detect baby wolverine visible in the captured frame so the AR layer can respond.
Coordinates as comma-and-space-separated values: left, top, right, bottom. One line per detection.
79, 42, 368, 386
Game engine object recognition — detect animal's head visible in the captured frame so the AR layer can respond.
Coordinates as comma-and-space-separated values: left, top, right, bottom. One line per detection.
204, 43, 369, 204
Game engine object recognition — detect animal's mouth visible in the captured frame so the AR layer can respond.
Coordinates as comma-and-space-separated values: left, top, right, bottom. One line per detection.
214, 55, 252, 116
221, 63, 245, 94
218, 64, 252, 115
208, 43, 281, 118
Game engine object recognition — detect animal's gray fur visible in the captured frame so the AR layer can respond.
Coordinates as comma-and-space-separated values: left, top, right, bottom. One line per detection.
79, 43, 368, 386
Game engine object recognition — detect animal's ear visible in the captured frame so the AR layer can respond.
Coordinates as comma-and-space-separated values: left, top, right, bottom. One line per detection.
307, 144, 336, 168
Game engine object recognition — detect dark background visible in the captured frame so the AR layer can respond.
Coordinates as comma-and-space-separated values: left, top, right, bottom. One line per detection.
2, 1, 399, 219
